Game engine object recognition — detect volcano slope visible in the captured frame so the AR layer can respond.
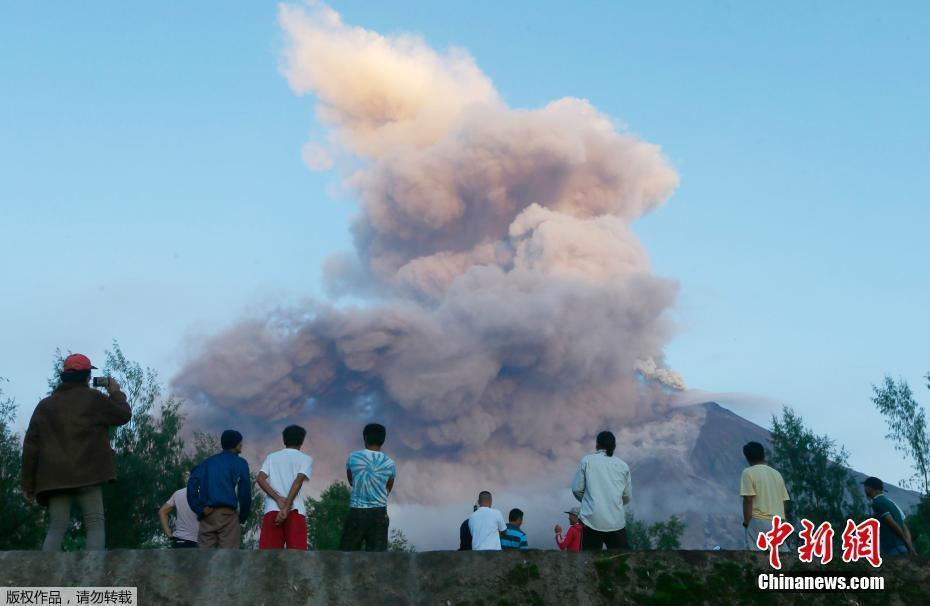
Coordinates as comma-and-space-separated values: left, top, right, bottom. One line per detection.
620, 401, 919, 549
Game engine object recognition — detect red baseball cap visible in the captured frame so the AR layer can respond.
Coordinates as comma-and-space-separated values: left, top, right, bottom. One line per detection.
63, 353, 97, 372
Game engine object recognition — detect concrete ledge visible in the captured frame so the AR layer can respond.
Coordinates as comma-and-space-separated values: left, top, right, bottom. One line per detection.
0, 550, 927, 605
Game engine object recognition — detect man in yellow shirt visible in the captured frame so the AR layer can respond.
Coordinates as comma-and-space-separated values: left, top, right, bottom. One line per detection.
739, 441, 790, 551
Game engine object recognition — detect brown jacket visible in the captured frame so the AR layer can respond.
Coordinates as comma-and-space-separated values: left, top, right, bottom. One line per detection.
22, 382, 131, 504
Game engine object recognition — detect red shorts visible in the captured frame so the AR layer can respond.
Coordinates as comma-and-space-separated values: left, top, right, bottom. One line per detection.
258, 510, 308, 550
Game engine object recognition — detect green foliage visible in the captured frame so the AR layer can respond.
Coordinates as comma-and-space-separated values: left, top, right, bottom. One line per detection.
625, 513, 686, 550
906, 495, 930, 555
388, 527, 415, 552
626, 515, 651, 550
305, 480, 413, 551
871, 375, 930, 494
0, 380, 45, 549
98, 342, 193, 548
46, 348, 65, 394
649, 516, 685, 550
870, 373, 930, 555
769, 406, 866, 532
305, 481, 350, 550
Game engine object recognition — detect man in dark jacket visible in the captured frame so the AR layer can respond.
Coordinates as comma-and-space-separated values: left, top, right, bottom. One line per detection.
459, 504, 477, 550
22, 353, 131, 551
187, 430, 251, 548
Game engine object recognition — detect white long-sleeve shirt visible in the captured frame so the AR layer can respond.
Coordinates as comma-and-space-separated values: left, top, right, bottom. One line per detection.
571, 450, 632, 532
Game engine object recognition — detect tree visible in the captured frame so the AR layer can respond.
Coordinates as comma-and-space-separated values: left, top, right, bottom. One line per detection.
305, 481, 350, 550
625, 513, 686, 550
0, 379, 45, 549
649, 515, 685, 550
769, 406, 866, 532
388, 528, 415, 553
625, 515, 651, 550
305, 480, 414, 551
871, 373, 930, 555
96, 343, 194, 548
871, 375, 930, 495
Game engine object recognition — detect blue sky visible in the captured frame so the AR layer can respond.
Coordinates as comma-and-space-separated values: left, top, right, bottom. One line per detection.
1, 1, 928, 485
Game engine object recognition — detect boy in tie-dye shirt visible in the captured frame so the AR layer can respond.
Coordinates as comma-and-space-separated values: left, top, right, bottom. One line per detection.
339, 423, 397, 551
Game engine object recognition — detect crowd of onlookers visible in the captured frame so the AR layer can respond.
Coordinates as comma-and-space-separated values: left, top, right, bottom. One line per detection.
20, 353, 919, 556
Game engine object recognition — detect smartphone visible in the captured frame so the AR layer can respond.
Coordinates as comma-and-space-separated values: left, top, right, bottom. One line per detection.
92, 377, 110, 388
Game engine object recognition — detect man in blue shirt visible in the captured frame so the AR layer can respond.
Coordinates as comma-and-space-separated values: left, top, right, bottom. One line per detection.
187, 430, 252, 549
340, 423, 396, 551
501, 508, 529, 550
863, 477, 916, 556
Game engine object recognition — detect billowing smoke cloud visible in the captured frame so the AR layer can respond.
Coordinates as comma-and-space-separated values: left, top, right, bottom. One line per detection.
174, 3, 684, 515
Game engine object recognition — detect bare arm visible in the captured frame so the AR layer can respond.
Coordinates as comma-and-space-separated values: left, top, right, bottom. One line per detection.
257, 472, 288, 511
159, 502, 175, 538
346, 468, 353, 486
283, 473, 308, 511
882, 514, 916, 554
742, 496, 753, 527
274, 473, 309, 524
386, 476, 395, 495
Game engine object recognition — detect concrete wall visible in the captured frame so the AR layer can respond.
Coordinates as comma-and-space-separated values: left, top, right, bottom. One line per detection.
0, 550, 926, 605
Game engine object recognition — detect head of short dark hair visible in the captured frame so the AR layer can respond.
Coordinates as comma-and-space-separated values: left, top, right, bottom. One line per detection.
221, 429, 243, 451
743, 441, 765, 463
509, 508, 524, 522
282, 424, 307, 447
478, 490, 492, 505
60, 369, 91, 384
363, 423, 386, 446
596, 431, 616, 457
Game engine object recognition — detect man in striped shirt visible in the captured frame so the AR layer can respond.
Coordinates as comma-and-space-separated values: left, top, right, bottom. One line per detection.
501, 508, 529, 550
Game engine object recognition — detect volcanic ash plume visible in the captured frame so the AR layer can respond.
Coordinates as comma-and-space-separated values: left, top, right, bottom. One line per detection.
174, 3, 684, 505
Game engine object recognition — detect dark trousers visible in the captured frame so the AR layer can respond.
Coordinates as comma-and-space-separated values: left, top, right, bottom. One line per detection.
581, 524, 628, 550
340, 507, 389, 552
170, 537, 198, 548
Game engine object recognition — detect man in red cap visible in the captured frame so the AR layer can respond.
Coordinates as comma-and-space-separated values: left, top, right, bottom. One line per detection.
22, 353, 131, 551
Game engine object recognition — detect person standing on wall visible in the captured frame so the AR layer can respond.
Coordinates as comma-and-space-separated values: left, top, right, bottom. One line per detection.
571, 430, 632, 550
862, 476, 916, 556
468, 491, 507, 551
256, 424, 314, 550
739, 441, 790, 551
158, 471, 199, 548
555, 507, 583, 552
340, 423, 396, 551
459, 504, 478, 550
187, 430, 251, 549
22, 353, 131, 551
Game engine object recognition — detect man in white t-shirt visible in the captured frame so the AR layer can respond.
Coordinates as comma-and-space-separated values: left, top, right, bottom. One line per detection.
256, 425, 313, 550
158, 472, 200, 548
468, 491, 507, 551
